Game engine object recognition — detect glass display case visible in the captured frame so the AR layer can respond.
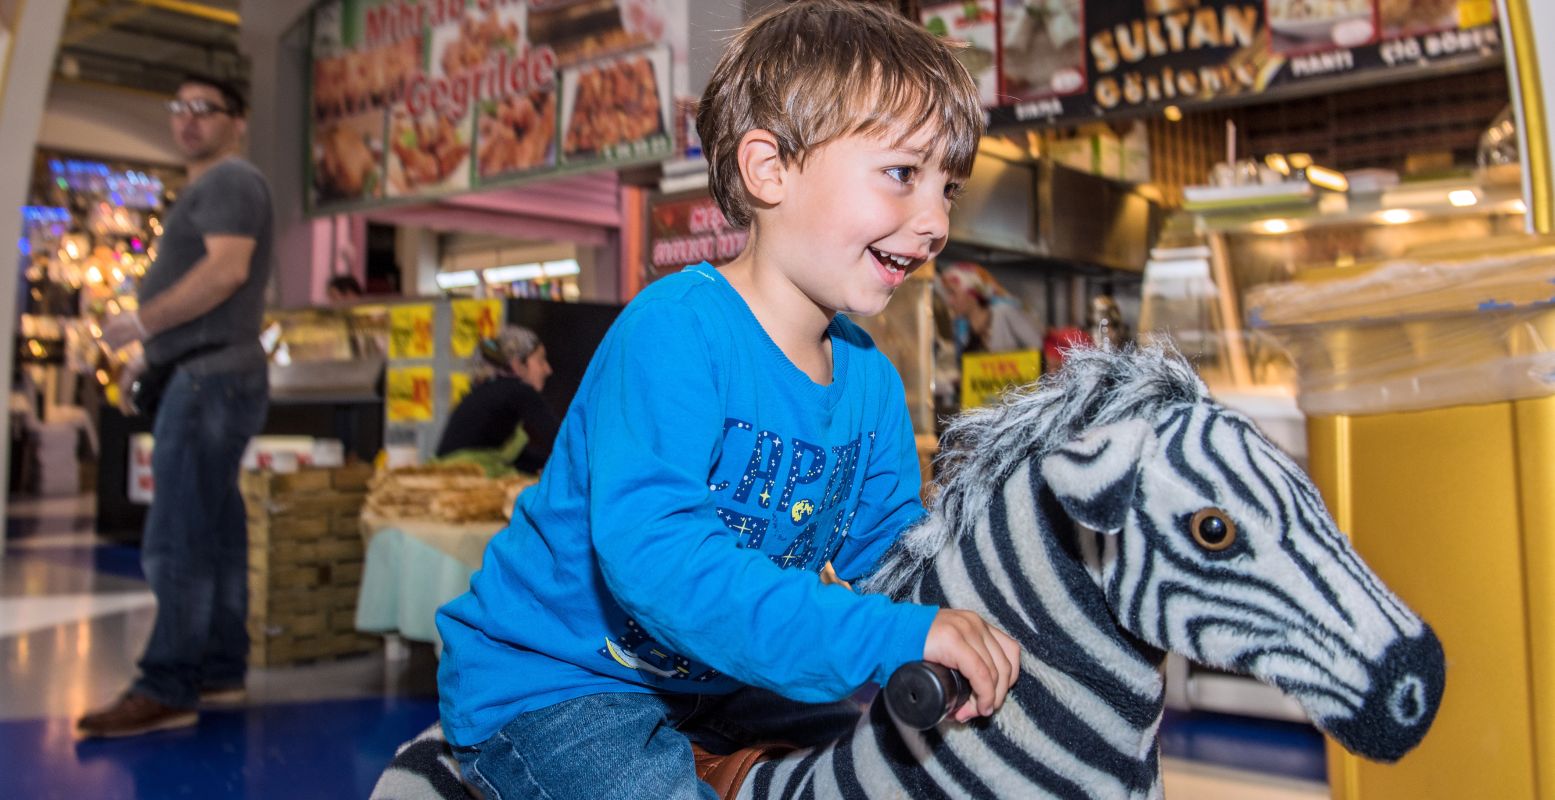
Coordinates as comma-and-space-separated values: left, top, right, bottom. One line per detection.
1148, 166, 1530, 725
263, 305, 389, 401
1143, 167, 1528, 401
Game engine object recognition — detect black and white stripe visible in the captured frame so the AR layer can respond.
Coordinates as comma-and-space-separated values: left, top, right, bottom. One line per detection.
739, 345, 1442, 798
374, 345, 1444, 799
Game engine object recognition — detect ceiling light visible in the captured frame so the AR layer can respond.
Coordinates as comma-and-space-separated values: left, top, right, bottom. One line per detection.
1447, 190, 1479, 207
435, 271, 480, 289
1259, 219, 1292, 234
485, 264, 544, 283
1305, 165, 1349, 193
1379, 209, 1415, 225
542, 259, 581, 277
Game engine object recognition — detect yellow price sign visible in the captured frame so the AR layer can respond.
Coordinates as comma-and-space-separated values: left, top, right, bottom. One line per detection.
386, 366, 435, 422
449, 372, 473, 407
960, 350, 1041, 409
451, 299, 503, 358
389, 304, 435, 360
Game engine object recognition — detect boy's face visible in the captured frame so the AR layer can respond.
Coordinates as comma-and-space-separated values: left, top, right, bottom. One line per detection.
764, 127, 959, 317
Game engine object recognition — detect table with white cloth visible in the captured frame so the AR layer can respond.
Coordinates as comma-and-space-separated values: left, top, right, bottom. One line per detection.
354, 515, 504, 648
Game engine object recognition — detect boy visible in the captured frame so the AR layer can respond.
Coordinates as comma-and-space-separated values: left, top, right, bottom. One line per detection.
436, 1, 1020, 796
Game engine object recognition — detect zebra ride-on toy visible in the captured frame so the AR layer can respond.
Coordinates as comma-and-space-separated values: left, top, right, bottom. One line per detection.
374, 344, 1445, 799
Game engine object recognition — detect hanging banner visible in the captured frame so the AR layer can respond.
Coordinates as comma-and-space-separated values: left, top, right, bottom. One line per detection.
307, 0, 689, 212
923, 0, 1503, 128
387, 365, 436, 421
389, 303, 436, 359
450, 298, 503, 357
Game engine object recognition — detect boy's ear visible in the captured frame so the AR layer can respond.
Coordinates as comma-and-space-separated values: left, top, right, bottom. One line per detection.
737, 129, 786, 209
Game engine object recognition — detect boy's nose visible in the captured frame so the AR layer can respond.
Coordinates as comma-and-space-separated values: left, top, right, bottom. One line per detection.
912, 200, 950, 249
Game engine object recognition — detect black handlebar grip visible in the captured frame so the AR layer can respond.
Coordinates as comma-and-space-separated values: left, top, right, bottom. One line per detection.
884, 660, 970, 730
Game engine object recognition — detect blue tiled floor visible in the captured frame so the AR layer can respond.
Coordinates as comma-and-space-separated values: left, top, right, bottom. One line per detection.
3, 494, 1329, 798
1, 698, 438, 800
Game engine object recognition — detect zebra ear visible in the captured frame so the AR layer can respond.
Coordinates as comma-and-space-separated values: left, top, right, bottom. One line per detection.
1039, 418, 1154, 534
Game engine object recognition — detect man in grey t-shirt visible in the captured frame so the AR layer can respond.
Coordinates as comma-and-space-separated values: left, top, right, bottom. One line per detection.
82, 75, 273, 738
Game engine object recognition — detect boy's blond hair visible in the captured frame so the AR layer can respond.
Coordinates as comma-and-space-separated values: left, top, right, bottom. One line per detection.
697, 0, 984, 229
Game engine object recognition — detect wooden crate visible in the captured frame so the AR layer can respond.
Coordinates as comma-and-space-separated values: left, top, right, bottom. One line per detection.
242, 464, 379, 667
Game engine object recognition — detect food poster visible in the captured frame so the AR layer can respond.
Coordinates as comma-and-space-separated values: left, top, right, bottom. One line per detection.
389, 303, 436, 359
1001, 0, 1087, 102
450, 297, 504, 357
308, 0, 405, 205
980, 0, 1500, 128
961, 350, 1042, 409
381, 299, 463, 464
922, 0, 1001, 107
386, 365, 436, 422
1380, 0, 1492, 38
383, 6, 491, 197
1267, 0, 1377, 53
307, 0, 688, 213
1264, 0, 1491, 54
559, 43, 674, 166
449, 371, 474, 407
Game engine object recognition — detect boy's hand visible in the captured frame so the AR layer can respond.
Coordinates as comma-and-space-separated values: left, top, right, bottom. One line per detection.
923, 609, 1021, 722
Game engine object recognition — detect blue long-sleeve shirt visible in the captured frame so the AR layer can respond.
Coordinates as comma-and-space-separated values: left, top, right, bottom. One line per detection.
436, 263, 936, 747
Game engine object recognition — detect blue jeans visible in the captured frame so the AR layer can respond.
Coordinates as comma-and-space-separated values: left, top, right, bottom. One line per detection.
133, 367, 268, 709
452, 688, 863, 800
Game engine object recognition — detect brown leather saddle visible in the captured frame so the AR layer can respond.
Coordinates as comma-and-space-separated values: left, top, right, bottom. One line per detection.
692, 743, 795, 800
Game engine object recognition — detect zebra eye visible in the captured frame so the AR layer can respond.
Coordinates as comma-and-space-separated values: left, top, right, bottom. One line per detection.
1189, 508, 1237, 551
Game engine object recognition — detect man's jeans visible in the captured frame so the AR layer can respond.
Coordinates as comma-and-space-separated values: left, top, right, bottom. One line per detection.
133, 367, 268, 709
452, 688, 864, 800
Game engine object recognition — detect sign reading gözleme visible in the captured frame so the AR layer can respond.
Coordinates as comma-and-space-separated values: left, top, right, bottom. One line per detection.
922, 0, 1502, 127
307, 0, 686, 212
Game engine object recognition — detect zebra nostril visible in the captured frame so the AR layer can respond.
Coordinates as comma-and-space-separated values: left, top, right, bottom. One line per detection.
1388, 674, 1428, 727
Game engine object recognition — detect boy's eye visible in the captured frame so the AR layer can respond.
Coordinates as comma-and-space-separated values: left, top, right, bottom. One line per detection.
885, 166, 917, 184
944, 182, 965, 203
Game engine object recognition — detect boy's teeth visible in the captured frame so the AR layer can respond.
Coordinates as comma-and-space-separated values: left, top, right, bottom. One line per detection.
872, 248, 911, 269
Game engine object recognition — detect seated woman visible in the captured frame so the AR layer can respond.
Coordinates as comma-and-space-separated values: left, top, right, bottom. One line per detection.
434, 326, 560, 476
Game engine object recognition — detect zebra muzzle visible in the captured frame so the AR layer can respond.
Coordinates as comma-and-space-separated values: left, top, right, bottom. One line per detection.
1323, 628, 1447, 763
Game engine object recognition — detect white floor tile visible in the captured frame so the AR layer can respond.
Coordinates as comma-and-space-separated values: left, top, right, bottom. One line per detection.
0, 592, 156, 638
1164, 757, 1329, 800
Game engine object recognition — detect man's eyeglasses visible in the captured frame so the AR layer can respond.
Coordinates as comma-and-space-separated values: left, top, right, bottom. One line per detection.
167, 99, 231, 118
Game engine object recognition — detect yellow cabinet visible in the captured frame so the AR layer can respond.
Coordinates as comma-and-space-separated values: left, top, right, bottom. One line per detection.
1309, 395, 1555, 799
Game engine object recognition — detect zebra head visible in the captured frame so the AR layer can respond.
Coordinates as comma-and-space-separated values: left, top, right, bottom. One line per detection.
1038, 402, 1445, 763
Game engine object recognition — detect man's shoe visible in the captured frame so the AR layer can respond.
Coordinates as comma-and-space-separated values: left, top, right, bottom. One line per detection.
76, 693, 198, 738
198, 685, 248, 708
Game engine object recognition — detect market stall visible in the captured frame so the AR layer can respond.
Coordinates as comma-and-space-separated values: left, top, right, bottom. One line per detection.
354, 463, 531, 647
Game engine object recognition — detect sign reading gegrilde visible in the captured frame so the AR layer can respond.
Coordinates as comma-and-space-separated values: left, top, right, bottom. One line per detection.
934, 0, 1503, 128
307, 0, 688, 212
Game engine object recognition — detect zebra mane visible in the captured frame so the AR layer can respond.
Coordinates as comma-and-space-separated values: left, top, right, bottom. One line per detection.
861, 343, 1208, 598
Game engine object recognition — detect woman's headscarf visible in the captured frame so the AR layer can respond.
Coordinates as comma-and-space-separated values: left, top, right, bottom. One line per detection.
472, 325, 542, 383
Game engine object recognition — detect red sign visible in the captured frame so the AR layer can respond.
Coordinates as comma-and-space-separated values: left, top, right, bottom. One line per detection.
645, 193, 748, 282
